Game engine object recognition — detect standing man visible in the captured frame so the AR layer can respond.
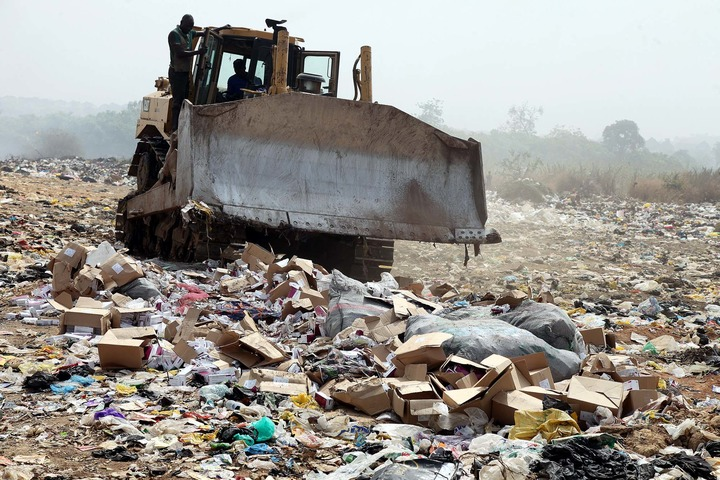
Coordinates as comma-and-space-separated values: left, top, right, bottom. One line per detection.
168, 14, 205, 132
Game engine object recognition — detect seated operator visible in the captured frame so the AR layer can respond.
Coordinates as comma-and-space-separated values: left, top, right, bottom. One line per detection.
226, 59, 250, 100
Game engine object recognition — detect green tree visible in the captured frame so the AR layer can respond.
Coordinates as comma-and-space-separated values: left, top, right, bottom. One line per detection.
503, 102, 543, 135
602, 119, 645, 156
416, 98, 445, 129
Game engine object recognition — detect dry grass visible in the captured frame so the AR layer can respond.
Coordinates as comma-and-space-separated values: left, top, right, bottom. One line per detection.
494, 165, 720, 204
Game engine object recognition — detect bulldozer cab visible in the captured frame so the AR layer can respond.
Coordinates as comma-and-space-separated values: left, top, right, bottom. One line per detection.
192, 27, 340, 105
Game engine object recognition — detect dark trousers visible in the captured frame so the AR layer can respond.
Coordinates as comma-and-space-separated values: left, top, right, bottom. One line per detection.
169, 67, 190, 132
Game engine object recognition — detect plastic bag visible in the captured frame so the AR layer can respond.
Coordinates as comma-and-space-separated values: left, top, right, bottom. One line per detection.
406, 311, 581, 380
509, 408, 581, 441
325, 270, 397, 338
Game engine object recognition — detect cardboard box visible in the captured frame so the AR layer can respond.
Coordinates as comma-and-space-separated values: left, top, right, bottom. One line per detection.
442, 358, 526, 413
97, 327, 157, 369
623, 390, 664, 414
73, 265, 102, 296
567, 375, 625, 423
60, 306, 112, 335
361, 308, 407, 343
580, 328, 607, 352
511, 352, 555, 389
492, 390, 544, 425
215, 330, 286, 367
246, 368, 309, 395
331, 377, 392, 415
99, 253, 144, 290
519, 386, 568, 402
52, 261, 76, 296
391, 332, 453, 374
52, 242, 88, 270
391, 381, 442, 425
612, 372, 659, 391
242, 243, 276, 272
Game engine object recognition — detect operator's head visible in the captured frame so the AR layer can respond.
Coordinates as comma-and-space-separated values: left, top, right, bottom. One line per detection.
180, 14, 195, 34
233, 59, 246, 73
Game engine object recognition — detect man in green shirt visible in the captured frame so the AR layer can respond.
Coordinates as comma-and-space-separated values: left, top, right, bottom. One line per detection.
168, 14, 206, 132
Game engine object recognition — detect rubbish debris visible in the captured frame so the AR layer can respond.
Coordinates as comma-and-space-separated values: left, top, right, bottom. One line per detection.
1, 160, 720, 479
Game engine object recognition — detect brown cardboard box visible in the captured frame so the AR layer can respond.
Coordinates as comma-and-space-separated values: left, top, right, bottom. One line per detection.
623, 390, 664, 414
610, 365, 659, 391
511, 352, 555, 389
60, 306, 112, 335
73, 265, 102, 296
519, 386, 568, 402
362, 308, 407, 343
478, 364, 532, 414
52, 261, 75, 296
267, 270, 311, 302
52, 242, 88, 270
99, 253, 144, 290
391, 381, 442, 425
266, 257, 317, 289
172, 339, 198, 364
97, 327, 157, 369
580, 328, 607, 352
391, 332, 453, 374
247, 368, 309, 395
371, 339, 401, 376
492, 390, 544, 425
442, 358, 526, 413
331, 377, 392, 415
451, 354, 513, 390
215, 330, 286, 367
567, 375, 625, 423
241, 243, 277, 272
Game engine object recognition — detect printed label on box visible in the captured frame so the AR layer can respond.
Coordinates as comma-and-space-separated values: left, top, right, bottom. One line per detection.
624, 380, 640, 391
112, 263, 124, 274
64, 248, 76, 257
539, 379, 551, 389
273, 376, 290, 384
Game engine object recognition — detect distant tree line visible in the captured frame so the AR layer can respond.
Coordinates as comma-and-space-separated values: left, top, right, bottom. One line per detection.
416, 98, 719, 175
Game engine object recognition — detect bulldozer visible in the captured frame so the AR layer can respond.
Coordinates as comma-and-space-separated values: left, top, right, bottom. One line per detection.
116, 19, 500, 281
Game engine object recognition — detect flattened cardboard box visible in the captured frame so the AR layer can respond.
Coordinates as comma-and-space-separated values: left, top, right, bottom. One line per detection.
362, 308, 407, 343
99, 253, 144, 290
567, 375, 625, 423
391, 332, 453, 374
331, 377, 391, 415
216, 331, 286, 367
98, 327, 157, 369
248, 368, 309, 395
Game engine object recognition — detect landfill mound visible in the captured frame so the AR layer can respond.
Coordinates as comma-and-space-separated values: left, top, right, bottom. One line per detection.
0, 157, 719, 479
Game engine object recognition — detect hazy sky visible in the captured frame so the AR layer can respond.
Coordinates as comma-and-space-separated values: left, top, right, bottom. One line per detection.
3, 1, 719, 140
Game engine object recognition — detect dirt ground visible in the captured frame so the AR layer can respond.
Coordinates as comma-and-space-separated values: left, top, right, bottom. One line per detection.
1, 160, 720, 478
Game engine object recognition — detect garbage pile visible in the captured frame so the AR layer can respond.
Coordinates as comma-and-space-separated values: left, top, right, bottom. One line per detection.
0, 156, 131, 186
1, 239, 719, 479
